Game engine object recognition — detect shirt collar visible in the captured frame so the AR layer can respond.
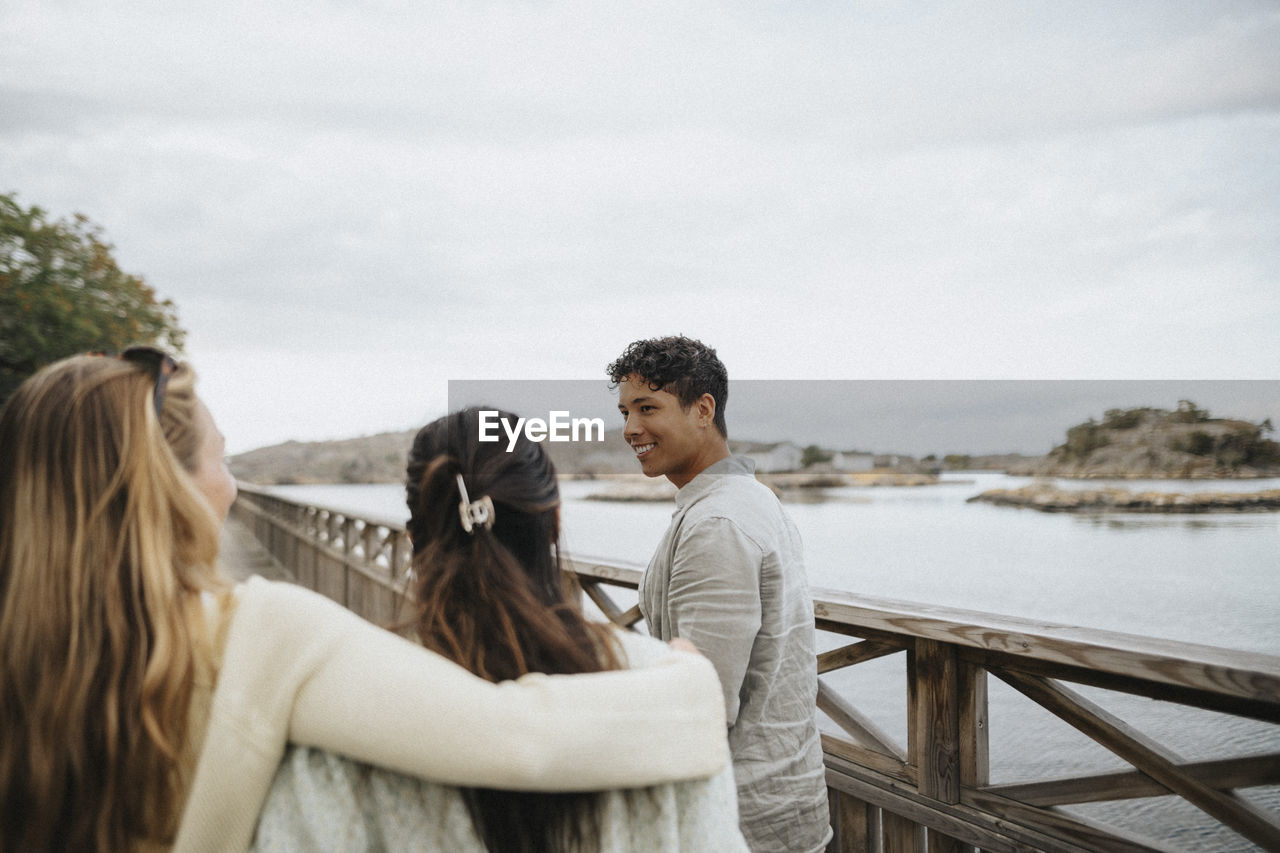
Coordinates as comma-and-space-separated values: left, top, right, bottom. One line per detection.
674, 455, 756, 509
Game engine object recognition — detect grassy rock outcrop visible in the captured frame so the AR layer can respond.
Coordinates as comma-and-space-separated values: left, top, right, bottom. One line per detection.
968, 484, 1280, 513
1007, 402, 1280, 479
585, 478, 678, 502
229, 430, 416, 484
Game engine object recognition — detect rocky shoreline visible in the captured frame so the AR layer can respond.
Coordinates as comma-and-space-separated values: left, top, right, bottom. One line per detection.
583, 471, 943, 502
764, 471, 940, 489
583, 478, 678, 502
968, 483, 1280, 513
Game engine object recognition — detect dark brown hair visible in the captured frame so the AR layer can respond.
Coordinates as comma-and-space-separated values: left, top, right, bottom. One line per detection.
405, 407, 620, 852
606, 335, 729, 437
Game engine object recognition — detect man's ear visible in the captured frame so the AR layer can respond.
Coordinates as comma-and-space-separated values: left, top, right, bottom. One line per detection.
696, 393, 717, 428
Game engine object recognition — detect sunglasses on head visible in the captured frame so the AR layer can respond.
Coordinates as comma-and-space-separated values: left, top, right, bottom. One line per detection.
117, 346, 179, 418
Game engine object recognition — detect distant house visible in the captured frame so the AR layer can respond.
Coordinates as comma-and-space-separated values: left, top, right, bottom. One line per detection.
737, 441, 803, 473
829, 450, 875, 472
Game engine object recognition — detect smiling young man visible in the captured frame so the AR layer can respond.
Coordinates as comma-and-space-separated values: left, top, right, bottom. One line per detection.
608, 336, 831, 853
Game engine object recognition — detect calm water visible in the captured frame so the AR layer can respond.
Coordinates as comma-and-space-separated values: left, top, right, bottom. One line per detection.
268, 473, 1280, 850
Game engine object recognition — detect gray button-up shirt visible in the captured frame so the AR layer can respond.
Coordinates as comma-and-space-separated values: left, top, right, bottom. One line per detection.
641, 456, 831, 853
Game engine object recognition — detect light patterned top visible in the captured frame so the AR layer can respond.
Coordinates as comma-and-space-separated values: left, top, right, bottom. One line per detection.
251, 629, 749, 853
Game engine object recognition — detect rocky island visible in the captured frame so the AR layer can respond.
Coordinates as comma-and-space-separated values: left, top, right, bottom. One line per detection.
230, 429, 417, 484
968, 484, 1280, 513
973, 402, 1280, 513
1006, 401, 1280, 480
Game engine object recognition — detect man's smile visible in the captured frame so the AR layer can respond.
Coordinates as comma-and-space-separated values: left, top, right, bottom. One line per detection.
632, 442, 655, 458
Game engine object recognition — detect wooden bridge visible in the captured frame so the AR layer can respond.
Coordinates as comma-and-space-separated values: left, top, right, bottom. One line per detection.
230, 484, 1280, 852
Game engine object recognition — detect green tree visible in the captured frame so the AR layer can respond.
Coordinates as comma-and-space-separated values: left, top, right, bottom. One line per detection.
1171, 400, 1209, 424
800, 444, 832, 468
1101, 407, 1151, 430
0, 192, 185, 404
1060, 419, 1108, 460
1180, 431, 1216, 457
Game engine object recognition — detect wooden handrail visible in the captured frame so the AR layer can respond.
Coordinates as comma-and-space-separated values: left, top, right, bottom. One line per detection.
229, 485, 1280, 852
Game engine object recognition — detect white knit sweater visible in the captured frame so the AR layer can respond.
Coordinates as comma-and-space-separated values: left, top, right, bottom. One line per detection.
173, 577, 728, 853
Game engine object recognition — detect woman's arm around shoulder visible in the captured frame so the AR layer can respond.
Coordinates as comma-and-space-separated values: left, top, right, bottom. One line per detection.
177, 578, 728, 851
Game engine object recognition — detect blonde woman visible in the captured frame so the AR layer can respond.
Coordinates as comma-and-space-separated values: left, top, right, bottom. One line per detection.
0, 352, 727, 852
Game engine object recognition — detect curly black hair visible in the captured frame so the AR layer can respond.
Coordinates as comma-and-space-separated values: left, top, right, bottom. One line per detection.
606, 335, 728, 437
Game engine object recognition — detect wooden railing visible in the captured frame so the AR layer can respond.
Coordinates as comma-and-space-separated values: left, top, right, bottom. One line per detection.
231, 485, 1280, 852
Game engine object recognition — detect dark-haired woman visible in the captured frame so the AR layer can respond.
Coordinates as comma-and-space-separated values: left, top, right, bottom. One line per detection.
0, 357, 727, 853
254, 408, 746, 852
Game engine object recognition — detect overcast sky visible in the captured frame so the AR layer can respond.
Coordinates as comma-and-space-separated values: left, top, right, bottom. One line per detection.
4, 1, 1278, 453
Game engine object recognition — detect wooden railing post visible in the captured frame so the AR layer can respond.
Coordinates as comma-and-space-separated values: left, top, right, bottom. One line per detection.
916, 639, 966, 853
958, 662, 989, 789
828, 790, 874, 852
340, 517, 355, 607
390, 531, 407, 583
915, 638, 960, 803
882, 809, 921, 853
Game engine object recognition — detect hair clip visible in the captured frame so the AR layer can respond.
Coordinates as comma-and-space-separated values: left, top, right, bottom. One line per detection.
456, 473, 495, 534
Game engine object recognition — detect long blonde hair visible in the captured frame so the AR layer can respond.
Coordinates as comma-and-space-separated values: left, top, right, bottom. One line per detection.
0, 354, 227, 851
